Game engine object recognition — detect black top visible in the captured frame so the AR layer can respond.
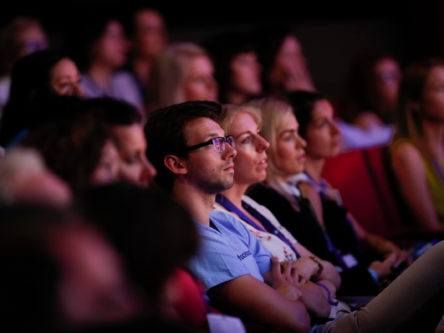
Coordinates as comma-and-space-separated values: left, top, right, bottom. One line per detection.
247, 183, 380, 295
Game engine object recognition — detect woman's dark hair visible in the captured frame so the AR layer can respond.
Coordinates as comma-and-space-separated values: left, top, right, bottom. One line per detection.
68, 12, 126, 71
396, 58, 444, 140
23, 96, 110, 192
255, 25, 296, 94
0, 50, 71, 146
285, 90, 326, 137
205, 30, 258, 103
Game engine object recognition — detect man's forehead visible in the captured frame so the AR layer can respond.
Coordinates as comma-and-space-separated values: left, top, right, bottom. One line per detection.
184, 117, 224, 140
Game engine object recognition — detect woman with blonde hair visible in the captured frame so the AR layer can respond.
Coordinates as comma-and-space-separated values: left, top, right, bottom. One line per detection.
148, 42, 217, 111
247, 97, 396, 295
216, 103, 341, 318
218, 99, 444, 332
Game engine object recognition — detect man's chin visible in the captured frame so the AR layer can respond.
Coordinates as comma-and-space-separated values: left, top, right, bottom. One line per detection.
206, 179, 234, 194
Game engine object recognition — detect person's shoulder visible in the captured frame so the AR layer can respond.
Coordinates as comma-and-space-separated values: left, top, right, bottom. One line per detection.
210, 209, 252, 237
243, 195, 273, 216
211, 208, 236, 222
391, 139, 423, 166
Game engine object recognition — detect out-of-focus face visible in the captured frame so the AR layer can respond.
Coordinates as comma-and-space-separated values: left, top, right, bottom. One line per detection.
95, 20, 129, 69
229, 112, 269, 185
50, 58, 82, 96
182, 55, 218, 101
55, 226, 139, 327
230, 52, 262, 96
16, 169, 72, 207
89, 140, 121, 186
272, 112, 307, 178
110, 124, 156, 187
17, 23, 48, 57
305, 100, 341, 159
134, 9, 167, 58
422, 66, 444, 121
271, 35, 313, 91
373, 57, 401, 111
182, 117, 237, 193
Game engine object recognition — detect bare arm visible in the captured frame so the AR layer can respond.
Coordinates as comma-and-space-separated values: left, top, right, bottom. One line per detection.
209, 275, 310, 333
348, 212, 404, 255
295, 243, 341, 289
298, 281, 331, 318
391, 142, 444, 231
281, 260, 331, 318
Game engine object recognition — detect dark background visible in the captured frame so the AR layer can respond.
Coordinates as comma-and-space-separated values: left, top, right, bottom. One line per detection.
1, 0, 442, 100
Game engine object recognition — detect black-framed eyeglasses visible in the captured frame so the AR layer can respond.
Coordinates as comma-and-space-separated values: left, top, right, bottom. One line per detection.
185, 135, 235, 154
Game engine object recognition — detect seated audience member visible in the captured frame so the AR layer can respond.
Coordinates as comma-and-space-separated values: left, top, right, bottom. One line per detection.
206, 31, 262, 105
0, 50, 82, 147
80, 182, 205, 329
0, 205, 141, 331
23, 96, 156, 191
148, 43, 217, 111
146, 100, 444, 332
73, 13, 143, 111
215, 104, 341, 309
83, 97, 156, 187
0, 147, 71, 206
290, 91, 408, 289
338, 52, 401, 150
0, 16, 49, 113
22, 96, 122, 192
390, 59, 444, 232
257, 27, 315, 97
246, 97, 404, 296
128, 7, 168, 101
146, 100, 311, 331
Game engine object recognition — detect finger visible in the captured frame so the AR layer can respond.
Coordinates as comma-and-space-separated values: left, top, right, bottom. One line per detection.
271, 256, 282, 280
282, 261, 293, 281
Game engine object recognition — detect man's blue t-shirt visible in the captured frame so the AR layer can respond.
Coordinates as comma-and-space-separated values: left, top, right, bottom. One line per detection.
188, 210, 272, 290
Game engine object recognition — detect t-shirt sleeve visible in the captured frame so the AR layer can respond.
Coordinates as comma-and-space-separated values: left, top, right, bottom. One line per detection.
219, 211, 272, 277
188, 234, 255, 290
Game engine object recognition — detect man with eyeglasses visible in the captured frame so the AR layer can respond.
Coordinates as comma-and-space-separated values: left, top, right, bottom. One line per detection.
145, 101, 310, 332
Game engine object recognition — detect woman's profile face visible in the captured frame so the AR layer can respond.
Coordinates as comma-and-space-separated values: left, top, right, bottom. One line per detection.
272, 112, 307, 178
182, 55, 218, 101
230, 52, 262, 96
271, 35, 313, 91
229, 112, 269, 186
305, 100, 341, 159
94, 20, 129, 69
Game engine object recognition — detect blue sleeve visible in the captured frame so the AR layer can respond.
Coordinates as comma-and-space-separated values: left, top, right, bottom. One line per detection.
188, 228, 259, 290
213, 211, 272, 277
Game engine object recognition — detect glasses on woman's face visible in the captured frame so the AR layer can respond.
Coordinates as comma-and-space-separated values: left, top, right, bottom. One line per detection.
185, 135, 235, 154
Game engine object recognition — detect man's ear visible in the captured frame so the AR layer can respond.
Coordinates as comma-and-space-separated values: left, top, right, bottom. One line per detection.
164, 155, 188, 175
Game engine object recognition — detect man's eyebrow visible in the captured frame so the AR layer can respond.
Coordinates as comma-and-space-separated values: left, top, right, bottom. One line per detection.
203, 132, 224, 140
